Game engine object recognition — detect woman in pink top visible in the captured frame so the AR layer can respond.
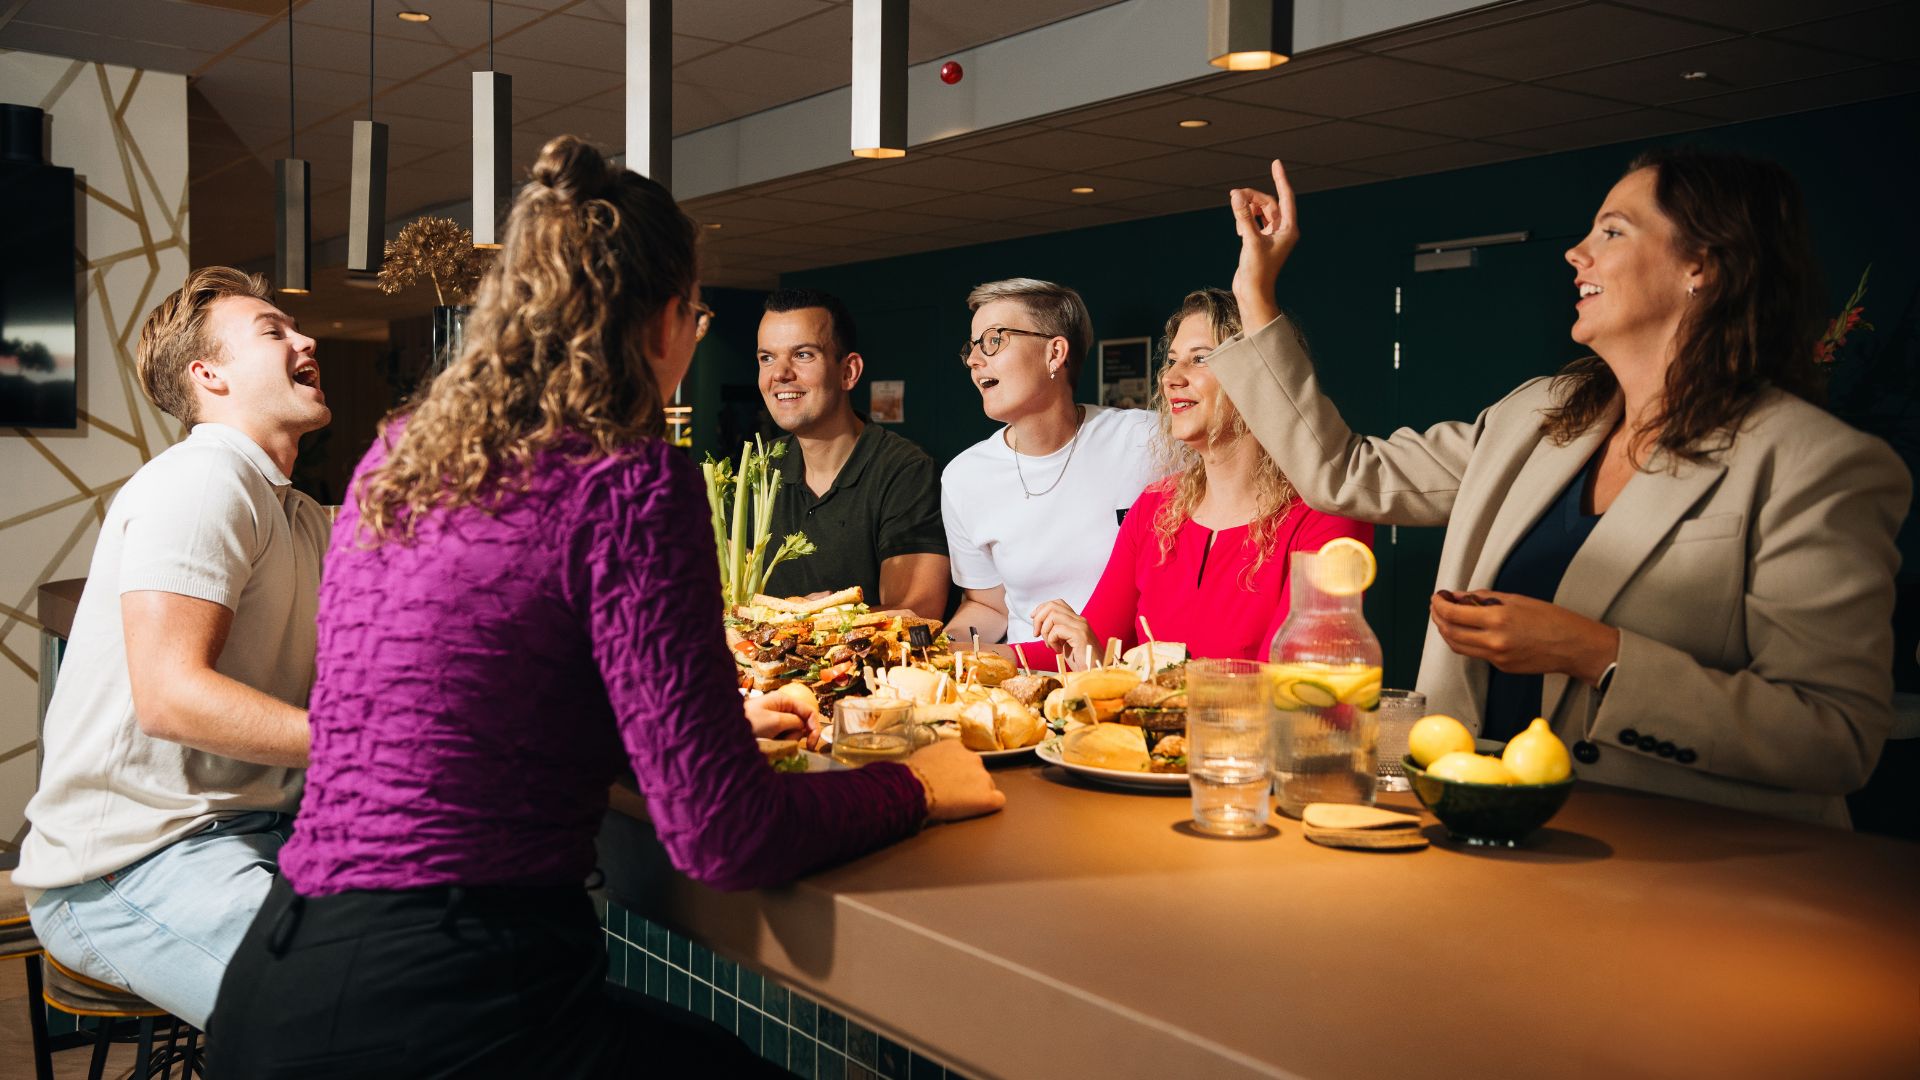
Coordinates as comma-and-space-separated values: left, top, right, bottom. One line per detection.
1023, 289, 1371, 667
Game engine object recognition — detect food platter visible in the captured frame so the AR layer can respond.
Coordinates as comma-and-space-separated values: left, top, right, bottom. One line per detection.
1036, 736, 1188, 791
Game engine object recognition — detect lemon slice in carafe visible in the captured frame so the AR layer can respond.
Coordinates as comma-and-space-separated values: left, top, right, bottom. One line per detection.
1308, 537, 1376, 596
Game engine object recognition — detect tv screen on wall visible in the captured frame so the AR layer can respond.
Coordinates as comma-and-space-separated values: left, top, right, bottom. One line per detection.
0, 160, 79, 428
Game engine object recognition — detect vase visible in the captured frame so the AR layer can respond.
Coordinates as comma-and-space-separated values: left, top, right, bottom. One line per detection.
431, 304, 470, 374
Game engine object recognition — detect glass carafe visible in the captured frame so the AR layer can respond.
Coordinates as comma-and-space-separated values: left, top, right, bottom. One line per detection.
1267, 547, 1384, 816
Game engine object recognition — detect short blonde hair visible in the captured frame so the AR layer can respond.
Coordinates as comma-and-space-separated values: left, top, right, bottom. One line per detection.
965, 277, 1093, 384
135, 266, 271, 424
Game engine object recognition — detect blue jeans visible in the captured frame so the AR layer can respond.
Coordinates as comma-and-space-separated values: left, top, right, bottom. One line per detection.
27, 811, 291, 1028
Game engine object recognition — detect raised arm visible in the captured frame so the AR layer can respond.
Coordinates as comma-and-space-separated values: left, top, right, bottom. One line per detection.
1214, 160, 1488, 527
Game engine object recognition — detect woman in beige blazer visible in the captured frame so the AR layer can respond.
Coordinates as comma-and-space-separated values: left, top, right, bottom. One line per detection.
1208, 149, 1909, 827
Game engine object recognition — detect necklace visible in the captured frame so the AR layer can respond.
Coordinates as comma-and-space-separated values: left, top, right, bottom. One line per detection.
1010, 406, 1084, 499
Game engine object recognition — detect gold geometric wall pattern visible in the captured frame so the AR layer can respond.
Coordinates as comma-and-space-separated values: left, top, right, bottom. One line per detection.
0, 50, 189, 854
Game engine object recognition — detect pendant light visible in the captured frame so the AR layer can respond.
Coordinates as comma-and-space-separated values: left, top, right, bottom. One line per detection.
276, 0, 310, 294
348, 0, 389, 272
850, 0, 906, 159
473, 0, 511, 249
625, 0, 671, 188
1207, 0, 1294, 71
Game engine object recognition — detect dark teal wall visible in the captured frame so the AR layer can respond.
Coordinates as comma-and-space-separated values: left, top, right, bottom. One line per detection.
695, 94, 1920, 679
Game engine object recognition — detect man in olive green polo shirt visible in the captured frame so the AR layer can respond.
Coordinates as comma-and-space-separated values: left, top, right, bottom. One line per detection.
757, 288, 949, 619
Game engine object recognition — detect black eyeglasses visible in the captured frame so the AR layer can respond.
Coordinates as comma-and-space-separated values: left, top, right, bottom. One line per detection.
960, 326, 1053, 363
689, 299, 714, 342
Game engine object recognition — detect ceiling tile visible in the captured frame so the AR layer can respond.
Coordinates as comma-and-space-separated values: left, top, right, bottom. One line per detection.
927, 221, 1051, 244
727, 197, 861, 225
1493, 107, 1717, 151
983, 174, 1176, 205
1213, 121, 1453, 167
962, 129, 1184, 169
1205, 55, 1503, 119
1348, 0, 1584, 53
1604, 0, 1894, 34
231, 19, 462, 76
840, 153, 1057, 192
1766, 4, 1920, 61
1067, 96, 1323, 148
0, 22, 211, 74
924, 123, 1051, 154
902, 190, 1076, 221
742, 7, 849, 62
493, 13, 624, 73
1541, 36, 1873, 106
1365, 83, 1635, 139
1283, 164, 1390, 194
673, 43, 845, 101
1383, 5, 1733, 81
1679, 63, 1920, 121
1037, 91, 1189, 127
1339, 139, 1530, 178
671, 0, 837, 44
1091, 148, 1270, 186
822, 207, 977, 234
775, 177, 954, 210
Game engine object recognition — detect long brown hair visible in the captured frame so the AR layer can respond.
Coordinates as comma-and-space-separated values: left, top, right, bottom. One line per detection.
356, 135, 697, 543
1150, 288, 1296, 584
1542, 147, 1824, 462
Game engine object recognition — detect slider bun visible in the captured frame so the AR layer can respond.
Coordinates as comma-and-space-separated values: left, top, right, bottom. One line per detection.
882, 666, 953, 705
1063, 667, 1141, 702
964, 652, 1017, 687
1042, 688, 1097, 728
1062, 723, 1149, 771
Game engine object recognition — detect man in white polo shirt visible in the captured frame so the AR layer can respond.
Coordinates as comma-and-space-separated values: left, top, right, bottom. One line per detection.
15, 266, 331, 1027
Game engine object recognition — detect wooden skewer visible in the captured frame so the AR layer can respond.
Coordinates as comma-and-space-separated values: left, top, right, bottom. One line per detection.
1138, 616, 1158, 671
1104, 637, 1121, 668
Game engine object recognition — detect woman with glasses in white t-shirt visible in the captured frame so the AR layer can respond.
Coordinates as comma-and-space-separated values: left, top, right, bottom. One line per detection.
942, 278, 1165, 645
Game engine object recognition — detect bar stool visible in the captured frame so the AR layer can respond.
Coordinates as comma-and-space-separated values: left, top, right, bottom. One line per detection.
3, 869, 55, 1080
39, 952, 204, 1079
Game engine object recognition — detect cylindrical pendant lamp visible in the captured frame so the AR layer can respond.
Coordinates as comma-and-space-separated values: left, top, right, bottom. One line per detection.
850, 0, 907, 159
625, 0, 671, 187
1208, 0, 1294, 71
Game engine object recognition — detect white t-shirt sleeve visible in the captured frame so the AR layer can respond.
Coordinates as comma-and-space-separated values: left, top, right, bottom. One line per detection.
1121, 410, 1166, 499
117, 450, 261, 611
942, 459, 1001, 590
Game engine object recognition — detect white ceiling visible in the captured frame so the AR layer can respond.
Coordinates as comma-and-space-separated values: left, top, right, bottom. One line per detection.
2, 0, 1915, 332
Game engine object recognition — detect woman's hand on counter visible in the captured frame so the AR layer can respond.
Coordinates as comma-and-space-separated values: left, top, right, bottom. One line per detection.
1430, 590, 1621, 686
905, 740, 1006, 823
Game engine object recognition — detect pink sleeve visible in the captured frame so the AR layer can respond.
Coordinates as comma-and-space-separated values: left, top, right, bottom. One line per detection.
1263, 509, 1376, 658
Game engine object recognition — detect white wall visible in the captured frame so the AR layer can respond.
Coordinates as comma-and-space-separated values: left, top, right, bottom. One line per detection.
0, 51, 189, 854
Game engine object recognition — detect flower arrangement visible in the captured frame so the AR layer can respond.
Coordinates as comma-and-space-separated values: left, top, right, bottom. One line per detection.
1815, 265, 1874, 367
376, 216, 493, 306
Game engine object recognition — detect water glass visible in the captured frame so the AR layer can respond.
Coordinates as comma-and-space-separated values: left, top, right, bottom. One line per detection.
831, 730, 915, 767
1186, 659, 1274, 836
1374, 689, 1427, 792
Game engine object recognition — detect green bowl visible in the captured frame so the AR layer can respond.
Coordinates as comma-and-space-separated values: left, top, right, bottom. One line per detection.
1402, 755, 1575, 847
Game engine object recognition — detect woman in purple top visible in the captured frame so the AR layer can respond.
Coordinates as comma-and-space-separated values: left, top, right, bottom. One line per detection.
208, 136, 1003, 1078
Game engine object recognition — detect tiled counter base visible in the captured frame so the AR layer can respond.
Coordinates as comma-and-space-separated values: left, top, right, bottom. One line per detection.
601, 899, 970, 1080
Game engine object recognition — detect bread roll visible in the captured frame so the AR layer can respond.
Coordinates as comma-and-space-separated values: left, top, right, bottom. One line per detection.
1063, 667, 1141, 702
957, 700, 1001, 751
993, 701, 1046, 750
1061, 723, 1149, 771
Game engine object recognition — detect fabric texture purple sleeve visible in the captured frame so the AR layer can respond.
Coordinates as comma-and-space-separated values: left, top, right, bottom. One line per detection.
568, 448, 926, 892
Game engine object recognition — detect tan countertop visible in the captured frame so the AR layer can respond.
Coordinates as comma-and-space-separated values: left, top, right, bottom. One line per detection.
36, 577, 85, 640
611, 762, 1919, 1080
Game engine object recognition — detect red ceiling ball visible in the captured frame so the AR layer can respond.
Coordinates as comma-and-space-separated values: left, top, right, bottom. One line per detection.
939, 60, 963, 85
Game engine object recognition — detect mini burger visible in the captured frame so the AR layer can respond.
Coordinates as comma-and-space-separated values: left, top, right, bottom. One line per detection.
757, 738, 808, 773
1061, 667, 1142, 723
1119, 682, 1187, 773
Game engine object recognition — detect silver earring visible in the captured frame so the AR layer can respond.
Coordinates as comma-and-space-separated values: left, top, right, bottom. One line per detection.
1687, 285, 1697, 298
1049, 368, 1057, 381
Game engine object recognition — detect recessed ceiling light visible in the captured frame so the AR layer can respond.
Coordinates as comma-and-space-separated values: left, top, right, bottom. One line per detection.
1178, 119, 1210, 128
397, 11, 430, 23
1681, 70, 1710, 81
703, 222, 724, 230
1070, 186, 1095, 194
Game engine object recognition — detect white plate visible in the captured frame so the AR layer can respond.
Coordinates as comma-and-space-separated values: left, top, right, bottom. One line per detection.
974, 743, 1039, 760
1035, 736, 1188, 791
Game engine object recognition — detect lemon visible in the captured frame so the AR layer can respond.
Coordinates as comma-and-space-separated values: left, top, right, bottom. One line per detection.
1307, 537, 1376, 596
1502, 717, 1572, 784
1407, 713, 1474, 767
1426, 751, 1517, 785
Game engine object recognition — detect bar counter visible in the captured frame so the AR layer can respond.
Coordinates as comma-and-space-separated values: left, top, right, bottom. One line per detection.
600, 761, 1919, 1080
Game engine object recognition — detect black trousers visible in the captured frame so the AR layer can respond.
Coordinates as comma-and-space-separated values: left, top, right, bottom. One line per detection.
208, 875, 783, 1079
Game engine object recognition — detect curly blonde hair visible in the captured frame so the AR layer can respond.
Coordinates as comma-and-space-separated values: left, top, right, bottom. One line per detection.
355, 135, 697, 543
1149, 289, 1296, 586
